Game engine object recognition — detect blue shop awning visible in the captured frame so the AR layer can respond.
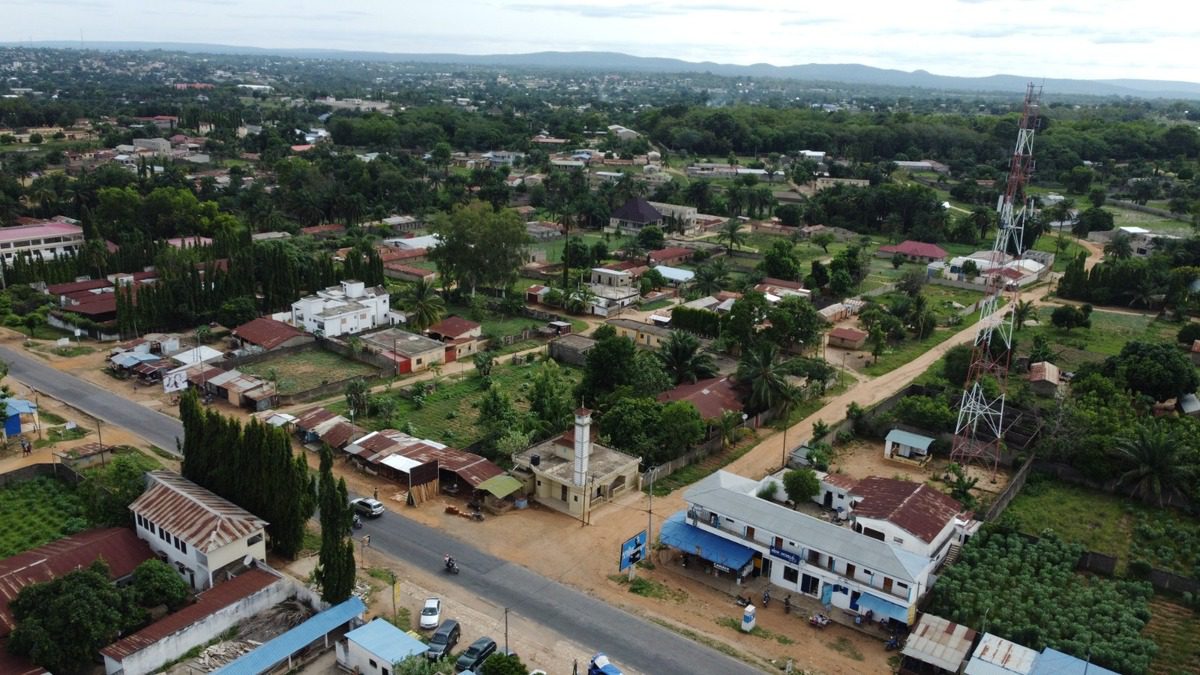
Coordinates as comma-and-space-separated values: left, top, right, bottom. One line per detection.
660, 512, 756, 572
856, 590, 909, 623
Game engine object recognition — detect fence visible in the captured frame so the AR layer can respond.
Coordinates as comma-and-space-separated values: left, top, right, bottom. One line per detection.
1110, 199, 1186, 220
982, 455, 1036, 521
0, 462, 83, 488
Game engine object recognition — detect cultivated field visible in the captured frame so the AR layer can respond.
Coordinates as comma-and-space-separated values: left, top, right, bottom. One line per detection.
240, 349, 378, 395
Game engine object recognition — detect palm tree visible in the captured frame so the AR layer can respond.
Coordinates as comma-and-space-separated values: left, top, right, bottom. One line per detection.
692, 261, 730, 296
1104, 232, 1134, 260
737, 342, 788, 413
1011, 300, 1036, 331
717, 410, 744, 450
1113, 421, 1198, 507
718, 219, 745, 256
657, 330, 718, 385
400, 279, 446, 331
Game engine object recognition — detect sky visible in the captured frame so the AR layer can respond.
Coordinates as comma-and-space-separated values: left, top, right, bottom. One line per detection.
4, 0, 1199, 82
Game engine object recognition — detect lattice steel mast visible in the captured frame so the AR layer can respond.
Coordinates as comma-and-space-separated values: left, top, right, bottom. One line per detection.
950, 83, 1041, 476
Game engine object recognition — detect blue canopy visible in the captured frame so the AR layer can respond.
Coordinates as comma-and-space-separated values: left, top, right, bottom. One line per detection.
659, 511, 756, 573
217, 597, 365, 674
855, 590, 909, 623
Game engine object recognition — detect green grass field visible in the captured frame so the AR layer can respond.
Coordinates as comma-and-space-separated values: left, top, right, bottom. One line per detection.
1020, 307, 1177, 370
330, 362, 582, 448
1031, 233, 1086, 272
1104, 205, 1191, 234
863, 299, 996, 377
1006, 478, 1200, 577
240, 349, 379, 395
0, 476, 90, 558
1143, 598, 1200, 675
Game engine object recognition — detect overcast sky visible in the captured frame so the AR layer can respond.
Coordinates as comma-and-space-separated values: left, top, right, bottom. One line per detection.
5, 0, 1198, 82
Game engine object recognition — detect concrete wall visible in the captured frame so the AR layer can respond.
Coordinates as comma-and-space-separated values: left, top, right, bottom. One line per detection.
104, 571, 295, 675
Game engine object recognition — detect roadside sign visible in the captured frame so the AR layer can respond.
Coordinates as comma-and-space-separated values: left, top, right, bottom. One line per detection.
618, 530, 647, 572
162, 370, 188, 393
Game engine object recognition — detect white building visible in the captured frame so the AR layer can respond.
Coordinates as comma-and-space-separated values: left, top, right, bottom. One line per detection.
290, 280, 391, 337
673, 470, 977, 626
607, 124, 640, 141
585, 268, 640, 317
648, 201, 699, 234
0, 219, 85, 263
336, 619, 429, 674
128, 471, 269, 591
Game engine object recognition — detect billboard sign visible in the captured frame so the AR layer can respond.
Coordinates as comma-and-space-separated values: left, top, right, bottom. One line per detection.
162, 370, 188, 393
618, 530, 647, 572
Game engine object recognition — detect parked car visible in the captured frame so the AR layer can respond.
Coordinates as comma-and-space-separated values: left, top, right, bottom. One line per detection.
419, 597, 442, 630
425, 619, 460, 660
455, 636, 497, 672
350, 497, 385, 518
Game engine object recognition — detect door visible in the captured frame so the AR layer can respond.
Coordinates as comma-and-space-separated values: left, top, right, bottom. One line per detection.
745, 526, 755, 541
883, 577, 893, 594
823, 491, 833, 508
846, 563, 856, 580
760, 558, 772, 579
560, 485, 568, 502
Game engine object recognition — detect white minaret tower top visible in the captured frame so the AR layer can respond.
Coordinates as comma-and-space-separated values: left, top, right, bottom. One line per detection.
572, 407, 591, 487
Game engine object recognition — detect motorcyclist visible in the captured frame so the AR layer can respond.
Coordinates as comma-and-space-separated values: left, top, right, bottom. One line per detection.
762, 588, 770, 607
352, 514, 362, 529
444, 553, 456, 570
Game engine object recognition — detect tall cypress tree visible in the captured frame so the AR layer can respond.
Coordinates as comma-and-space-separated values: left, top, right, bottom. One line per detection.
315, 446, 356, 602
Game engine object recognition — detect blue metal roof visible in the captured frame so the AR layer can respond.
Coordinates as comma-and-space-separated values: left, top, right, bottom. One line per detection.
345, 619, 427, 665
885, 428, 935, 450
5, 399, 37, 417
659, 511, 756, 572
216, 597, 365, 674
1029, 648, 1119, 675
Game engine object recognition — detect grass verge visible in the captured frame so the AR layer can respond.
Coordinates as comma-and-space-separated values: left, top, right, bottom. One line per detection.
826, 636, 864, 661
715, 616, 795, 645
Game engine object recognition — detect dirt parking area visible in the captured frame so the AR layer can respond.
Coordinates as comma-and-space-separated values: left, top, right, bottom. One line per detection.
829, 438, 1012, 498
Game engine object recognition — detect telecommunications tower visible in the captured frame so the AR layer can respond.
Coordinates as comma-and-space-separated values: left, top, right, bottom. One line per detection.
950, 83, 1041, 476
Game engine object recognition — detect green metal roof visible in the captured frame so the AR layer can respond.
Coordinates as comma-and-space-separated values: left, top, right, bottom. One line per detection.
477, 474, 523, 498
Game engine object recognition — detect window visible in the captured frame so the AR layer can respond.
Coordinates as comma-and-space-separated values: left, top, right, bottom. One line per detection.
248, 533, 263, 546
369, 659, 377, 669
782, 566, 799, 583
893, 536, 904, 544
773, 536, 784, 549
807, 549, 821, 565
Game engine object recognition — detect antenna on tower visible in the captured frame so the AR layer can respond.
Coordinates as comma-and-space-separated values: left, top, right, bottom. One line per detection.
949, 83, 1041, 479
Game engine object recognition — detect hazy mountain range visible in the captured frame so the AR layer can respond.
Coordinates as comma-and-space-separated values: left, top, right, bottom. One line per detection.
9, 41, 1200, 99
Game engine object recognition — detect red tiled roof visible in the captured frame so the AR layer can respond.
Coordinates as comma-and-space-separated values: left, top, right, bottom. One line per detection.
760, 277, 804, 290
47, 278, 112, 295
427, 315, 481, 340
878, 241, 947, 259
385, 263, 435, 278
0, 221, 83, 242
649, 247, 693, 263
657, 376, 743, 420
232, 317, 305, 350
0, 643, 44, 675
851, 477, 965, 544
63, 294, 117, 316
0, 528, 154, 637
101, 568, 278, 661
828, 327, 868, 342
129, 472, 268, 553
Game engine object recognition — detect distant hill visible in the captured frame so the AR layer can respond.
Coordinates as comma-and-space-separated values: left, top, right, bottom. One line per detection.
9, 41, 1200, 99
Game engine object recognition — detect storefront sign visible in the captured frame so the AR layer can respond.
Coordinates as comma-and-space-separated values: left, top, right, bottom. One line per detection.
714, 563, 732, 572
770, 546, 801, 565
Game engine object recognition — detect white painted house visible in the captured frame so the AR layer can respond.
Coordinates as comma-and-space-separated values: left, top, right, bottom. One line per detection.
336, 618, 429, 674
129, 471, 269, 591
675, 470, 976, 626
290, 280, 391, 337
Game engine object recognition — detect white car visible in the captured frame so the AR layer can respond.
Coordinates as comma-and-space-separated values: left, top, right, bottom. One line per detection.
419, 597, 442, 630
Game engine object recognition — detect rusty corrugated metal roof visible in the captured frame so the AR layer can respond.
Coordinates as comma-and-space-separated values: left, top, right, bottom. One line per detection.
129, 472, 268, 553
0, 528, 153, 637
101, 568, 279, 661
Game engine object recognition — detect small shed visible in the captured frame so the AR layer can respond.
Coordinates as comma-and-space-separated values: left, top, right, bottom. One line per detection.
1027, 361, 1061, 397
3, 399, 39, 440
884, 428, 935, 461
1178, 392, 1200, 418
335, 618, 427, 675
965, 632, 1038, 675
827, 326, 868, 350
901, 613, 976, 675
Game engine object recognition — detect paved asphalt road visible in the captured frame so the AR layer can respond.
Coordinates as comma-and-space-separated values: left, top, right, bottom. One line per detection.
355, 507, 763, 675
2, 347, 762, 674
0, 345, 184, 454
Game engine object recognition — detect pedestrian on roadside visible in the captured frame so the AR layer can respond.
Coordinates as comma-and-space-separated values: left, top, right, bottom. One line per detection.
373, 486, 379, 500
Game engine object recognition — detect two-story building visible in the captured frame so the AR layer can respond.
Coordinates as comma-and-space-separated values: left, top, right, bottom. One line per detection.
290, 280, 391, 337
607, 197, 663, 234
128, 471, 269, 591
0, 218, 85, 263
673, 470, 975, 626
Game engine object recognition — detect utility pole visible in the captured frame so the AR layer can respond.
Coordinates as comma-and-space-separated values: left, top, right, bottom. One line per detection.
647, 465, 658, 565
504, 607, 509, 654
